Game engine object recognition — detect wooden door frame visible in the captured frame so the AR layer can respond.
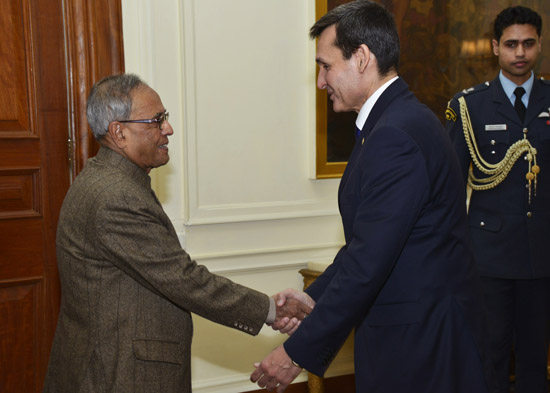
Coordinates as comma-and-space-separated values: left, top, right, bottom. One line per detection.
63, 0, 125, 179
41, 0, 125, 386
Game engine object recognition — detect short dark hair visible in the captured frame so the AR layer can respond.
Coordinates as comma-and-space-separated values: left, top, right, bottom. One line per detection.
86, 73, 148, 140
494, 6, 542, 41
309, 0, 400, 76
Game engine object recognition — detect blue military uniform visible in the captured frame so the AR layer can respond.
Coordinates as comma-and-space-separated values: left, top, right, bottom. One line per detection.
445, 75, 550, 393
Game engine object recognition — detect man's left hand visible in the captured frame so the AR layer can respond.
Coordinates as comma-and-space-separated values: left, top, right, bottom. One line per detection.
250, 345, 302, 392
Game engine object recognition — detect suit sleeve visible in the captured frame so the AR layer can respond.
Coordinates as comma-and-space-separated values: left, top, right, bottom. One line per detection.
445, 96, 471, 184
92, 187, 269, 335
305, 245, 346, 301
284, 126, 430, 376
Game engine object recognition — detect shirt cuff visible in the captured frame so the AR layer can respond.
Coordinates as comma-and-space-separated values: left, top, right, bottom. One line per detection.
266, 297, 276, 324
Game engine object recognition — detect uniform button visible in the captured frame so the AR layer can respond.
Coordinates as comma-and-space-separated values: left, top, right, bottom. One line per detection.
238, 323, 243, 329
523, 128, 528, 134
527, 212, 532, 218
491, 150, 496, 154
491, 140, 496, 145
480, 221, 485, 227
234, 322, 238, 327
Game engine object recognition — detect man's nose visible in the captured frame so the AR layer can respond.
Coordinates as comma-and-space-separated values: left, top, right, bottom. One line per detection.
516, 44, 526, 56
162, 120, 174, 135
317, 69, 327, 90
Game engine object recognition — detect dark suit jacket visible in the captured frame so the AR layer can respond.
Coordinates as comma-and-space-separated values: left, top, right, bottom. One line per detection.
43, 147, 270, 393
446, 76, 550, 279
284, 78, 495, 393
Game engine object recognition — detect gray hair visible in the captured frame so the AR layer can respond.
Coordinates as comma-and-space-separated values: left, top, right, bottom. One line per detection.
86, 73, 148, 140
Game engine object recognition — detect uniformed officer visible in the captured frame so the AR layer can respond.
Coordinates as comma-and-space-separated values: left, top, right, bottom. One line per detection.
445, 6, 550, 393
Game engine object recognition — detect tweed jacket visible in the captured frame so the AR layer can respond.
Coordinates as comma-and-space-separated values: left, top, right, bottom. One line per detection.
43, 146, 270, 393
446, 76, 550, 279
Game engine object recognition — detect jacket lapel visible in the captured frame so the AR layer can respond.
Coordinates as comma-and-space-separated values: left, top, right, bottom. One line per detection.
338, 78, 409, 197
526, 78, 548, 125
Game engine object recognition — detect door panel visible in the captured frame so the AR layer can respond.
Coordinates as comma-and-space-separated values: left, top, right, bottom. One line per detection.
0, 0, 124, 391
0, 0, 34, 137
0, 1, 67, 391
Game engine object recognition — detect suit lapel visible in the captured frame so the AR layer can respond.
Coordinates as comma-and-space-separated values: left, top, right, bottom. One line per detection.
492, 77, 548, 126
338, 78, 409, 197
526, 78, 548, 125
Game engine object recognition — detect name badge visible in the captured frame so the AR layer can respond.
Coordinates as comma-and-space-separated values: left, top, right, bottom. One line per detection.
485, 124, 507, 131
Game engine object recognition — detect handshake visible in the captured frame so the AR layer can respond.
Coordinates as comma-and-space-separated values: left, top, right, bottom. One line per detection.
270, 288, 315, 335
250, 288, 316, 393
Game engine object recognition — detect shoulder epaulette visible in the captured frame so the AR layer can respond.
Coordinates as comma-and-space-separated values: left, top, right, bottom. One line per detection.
446, 81, 490, 121
458, 81, 490, 97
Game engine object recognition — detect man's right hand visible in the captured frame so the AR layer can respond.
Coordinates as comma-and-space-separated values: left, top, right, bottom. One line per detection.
270, 288, 315, 335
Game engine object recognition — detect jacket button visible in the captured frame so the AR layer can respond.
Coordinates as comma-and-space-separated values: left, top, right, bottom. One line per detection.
527, 212, 532, 218
491, 140, 496, 145
480, 221, 485, 227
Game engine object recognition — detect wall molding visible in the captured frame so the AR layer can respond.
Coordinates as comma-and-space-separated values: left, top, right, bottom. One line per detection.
193, 242, 340, 275
192, 371, 308, 393
185, 204, 339, 225
178, 0, 339, 226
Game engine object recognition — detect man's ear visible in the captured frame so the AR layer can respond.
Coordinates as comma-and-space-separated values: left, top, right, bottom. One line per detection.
492, 39, 499, 56
355, 44, 371, 73
107, 121, 126, 149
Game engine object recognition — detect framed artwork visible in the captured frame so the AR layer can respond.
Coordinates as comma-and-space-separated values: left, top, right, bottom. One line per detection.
314, 0, 550, 178
315, 0, 356, 178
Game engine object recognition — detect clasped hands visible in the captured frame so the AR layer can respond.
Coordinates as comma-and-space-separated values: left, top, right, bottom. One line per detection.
251, 288, 315, 392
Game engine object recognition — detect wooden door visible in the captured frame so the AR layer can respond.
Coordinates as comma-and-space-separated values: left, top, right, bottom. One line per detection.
0, 1, 123, 392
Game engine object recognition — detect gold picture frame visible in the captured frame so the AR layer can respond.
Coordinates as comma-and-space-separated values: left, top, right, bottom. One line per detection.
315, 0, 355, 179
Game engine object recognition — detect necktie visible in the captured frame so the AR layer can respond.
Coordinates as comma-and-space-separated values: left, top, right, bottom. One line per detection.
514, 87, 526, 123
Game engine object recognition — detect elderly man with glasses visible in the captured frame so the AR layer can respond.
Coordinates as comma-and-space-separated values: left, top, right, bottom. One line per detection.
42, 73, 311, 393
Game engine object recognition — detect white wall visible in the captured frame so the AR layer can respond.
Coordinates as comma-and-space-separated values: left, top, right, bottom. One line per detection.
121, 1, 351, 391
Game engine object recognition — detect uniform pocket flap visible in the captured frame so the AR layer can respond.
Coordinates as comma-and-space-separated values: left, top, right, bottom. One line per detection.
367, 301, 423, 327
477, 130, 509, 145
468, 211, 501, 232
133, 339, 183, 365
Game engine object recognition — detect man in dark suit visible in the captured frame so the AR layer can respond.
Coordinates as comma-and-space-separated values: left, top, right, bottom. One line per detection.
445, 6, 550, 393
42, 74, 311, 393
251, 1, 495, 392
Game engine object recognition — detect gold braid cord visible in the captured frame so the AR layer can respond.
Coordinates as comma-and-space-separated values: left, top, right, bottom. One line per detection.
458, 96, 540, 203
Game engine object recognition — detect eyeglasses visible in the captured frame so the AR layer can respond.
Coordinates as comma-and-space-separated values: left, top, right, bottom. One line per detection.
117, 111, 170, 130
